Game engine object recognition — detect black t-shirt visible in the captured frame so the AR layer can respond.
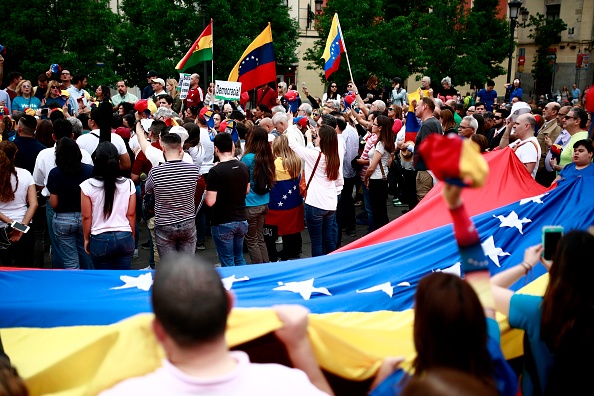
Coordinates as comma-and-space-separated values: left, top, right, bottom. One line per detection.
207, 160, 250, 226
416, 117, 443, 147
47, 164, 94, 213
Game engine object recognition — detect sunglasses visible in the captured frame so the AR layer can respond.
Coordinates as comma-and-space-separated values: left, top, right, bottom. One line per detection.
51, 86, 60, 89
389, 108, 396, 111
494, 116, 501, 119
564, 115, 577, 120
331, 85, 337, 88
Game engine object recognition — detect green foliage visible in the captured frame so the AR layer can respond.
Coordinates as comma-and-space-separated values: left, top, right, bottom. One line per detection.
0, 0, 119, 87
526, 13, 567, 93
113, 0, 299, 89
1, 0, 298, 90
305, 0, 510, 88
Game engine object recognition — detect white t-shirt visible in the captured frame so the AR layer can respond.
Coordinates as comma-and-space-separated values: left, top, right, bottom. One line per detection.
79, 177, 135, 235
33, 145, 93, 197
0, 168, 35, 228
77, 130, 128, 157
143, 145, 193, 168
514, 136, 541, 179
99, 351, 328, 396
367, 141, 390, 180
198, 127, 215, 175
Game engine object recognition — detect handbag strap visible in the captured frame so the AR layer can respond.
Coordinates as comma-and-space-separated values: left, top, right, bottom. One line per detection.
306, 152, 322, 192
379, 160, 386, 179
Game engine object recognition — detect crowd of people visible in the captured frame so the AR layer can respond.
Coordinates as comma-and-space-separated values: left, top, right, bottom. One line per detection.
2, 55, 594, 393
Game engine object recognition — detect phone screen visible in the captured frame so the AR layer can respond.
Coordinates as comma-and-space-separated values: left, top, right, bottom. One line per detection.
11, 222, 30, 233
543, 230, 563, 260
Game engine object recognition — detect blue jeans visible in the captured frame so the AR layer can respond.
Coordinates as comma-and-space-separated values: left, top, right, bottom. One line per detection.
211, 221, 248, 267
361, 182, 374, 232
53, 212, 93, 270
154, 218, 196, 259
305, 204, 336, 257
46, 204, 64, 268
89, 231, 134, 270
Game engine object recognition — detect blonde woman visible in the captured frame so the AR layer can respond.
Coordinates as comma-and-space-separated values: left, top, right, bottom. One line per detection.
12, 80, 41, 115
265, 135, 304, 261
166, 79, 182, 114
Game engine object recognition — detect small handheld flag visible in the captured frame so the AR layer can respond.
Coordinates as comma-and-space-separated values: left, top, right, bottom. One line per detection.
321, 14, 345, 79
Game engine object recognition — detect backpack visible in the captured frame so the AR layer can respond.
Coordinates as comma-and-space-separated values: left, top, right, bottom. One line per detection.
252, 163, 272, 195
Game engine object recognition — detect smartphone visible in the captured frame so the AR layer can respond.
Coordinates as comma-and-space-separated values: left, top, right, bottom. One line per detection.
542, 226, 563, 260
301, 82, 306, 89
41, 108, 49, 116
11, 221, 30, 234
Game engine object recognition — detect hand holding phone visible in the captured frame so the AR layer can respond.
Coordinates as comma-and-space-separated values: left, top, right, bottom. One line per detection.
542, 226, 563, 260
11, 221, 30, 234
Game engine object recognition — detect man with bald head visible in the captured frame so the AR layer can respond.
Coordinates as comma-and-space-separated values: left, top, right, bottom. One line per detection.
511, 113, 541, 178
535, 102, 562, 186
259, 117, 274, 134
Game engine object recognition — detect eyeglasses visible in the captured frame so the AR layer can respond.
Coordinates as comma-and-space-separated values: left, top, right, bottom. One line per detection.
372, 123, 379, 127
61, 72, 70, 75
459, 125, 472, 129
564, 115, 578, 120
493, 116, 501, 119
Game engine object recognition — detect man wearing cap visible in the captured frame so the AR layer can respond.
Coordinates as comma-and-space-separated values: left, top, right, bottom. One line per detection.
150, 78, 167, 102
184, 73, 204, 109
134, 115, 193, 167
112, 80, 138, 111
142, 71, 158, 100
145, 133, 200, 258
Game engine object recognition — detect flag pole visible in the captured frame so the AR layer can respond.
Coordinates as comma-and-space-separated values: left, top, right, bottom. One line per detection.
211, 19, 214, 97
336, 15, 354, 84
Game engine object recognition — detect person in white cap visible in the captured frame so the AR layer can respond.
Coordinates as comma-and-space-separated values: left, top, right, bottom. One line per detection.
150, 78, 167, 102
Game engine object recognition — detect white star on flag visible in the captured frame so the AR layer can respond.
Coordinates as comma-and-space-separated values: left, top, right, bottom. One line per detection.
519, 193, 548, 205
278, 201, 283, 207
481, 236, 510, 267
111, 273, 153, 291
356, 281, 410, 298
494, 211, 532, 234
273, 278, 331, 300
293, 186, 297, 190
221, 275, 250, 291
282, 195, 287, 200
434, 263, 462, 277
288, 189, 292, 194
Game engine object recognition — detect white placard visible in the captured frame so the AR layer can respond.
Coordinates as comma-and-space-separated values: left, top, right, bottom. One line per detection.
215, 80, 242, 101
179, 73, 192, 100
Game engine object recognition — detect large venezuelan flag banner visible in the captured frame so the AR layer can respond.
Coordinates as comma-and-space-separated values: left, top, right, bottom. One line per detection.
2, 150, 592, 395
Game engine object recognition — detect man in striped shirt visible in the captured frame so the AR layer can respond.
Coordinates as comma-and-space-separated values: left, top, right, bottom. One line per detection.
145, 133, 200, 259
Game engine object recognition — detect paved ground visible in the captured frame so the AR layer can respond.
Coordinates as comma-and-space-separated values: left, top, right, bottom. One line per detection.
129, 201, 410, 269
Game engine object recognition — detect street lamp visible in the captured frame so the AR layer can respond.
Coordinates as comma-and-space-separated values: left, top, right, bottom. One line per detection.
507, 0, 522, 84
315, 0, 323, 14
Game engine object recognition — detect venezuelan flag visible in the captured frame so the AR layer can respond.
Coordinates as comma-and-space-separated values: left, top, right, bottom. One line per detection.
321, 14, 345, 79
404, 111, 420, 143
175, 21, 213, 72
265, 158, 304, 235
228, 23, 276, 93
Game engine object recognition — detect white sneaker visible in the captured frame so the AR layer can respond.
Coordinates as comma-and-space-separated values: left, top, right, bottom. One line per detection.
139, 265, 152, 270
133, 249, 139, 258
275, 237, 282, 244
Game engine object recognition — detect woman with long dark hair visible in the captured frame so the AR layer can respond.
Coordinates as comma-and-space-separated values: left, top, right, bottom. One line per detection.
322, 81, 341, 107
47, 137, 94, 269
491, 231, 594, 394
35, 119, 55, 148
364, 115, 395, 229
289, 124, 341, 256
241, 126, 276, 263
95, 85, 111, 102
0, 141, 38, 267
80, 142, 136, 269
